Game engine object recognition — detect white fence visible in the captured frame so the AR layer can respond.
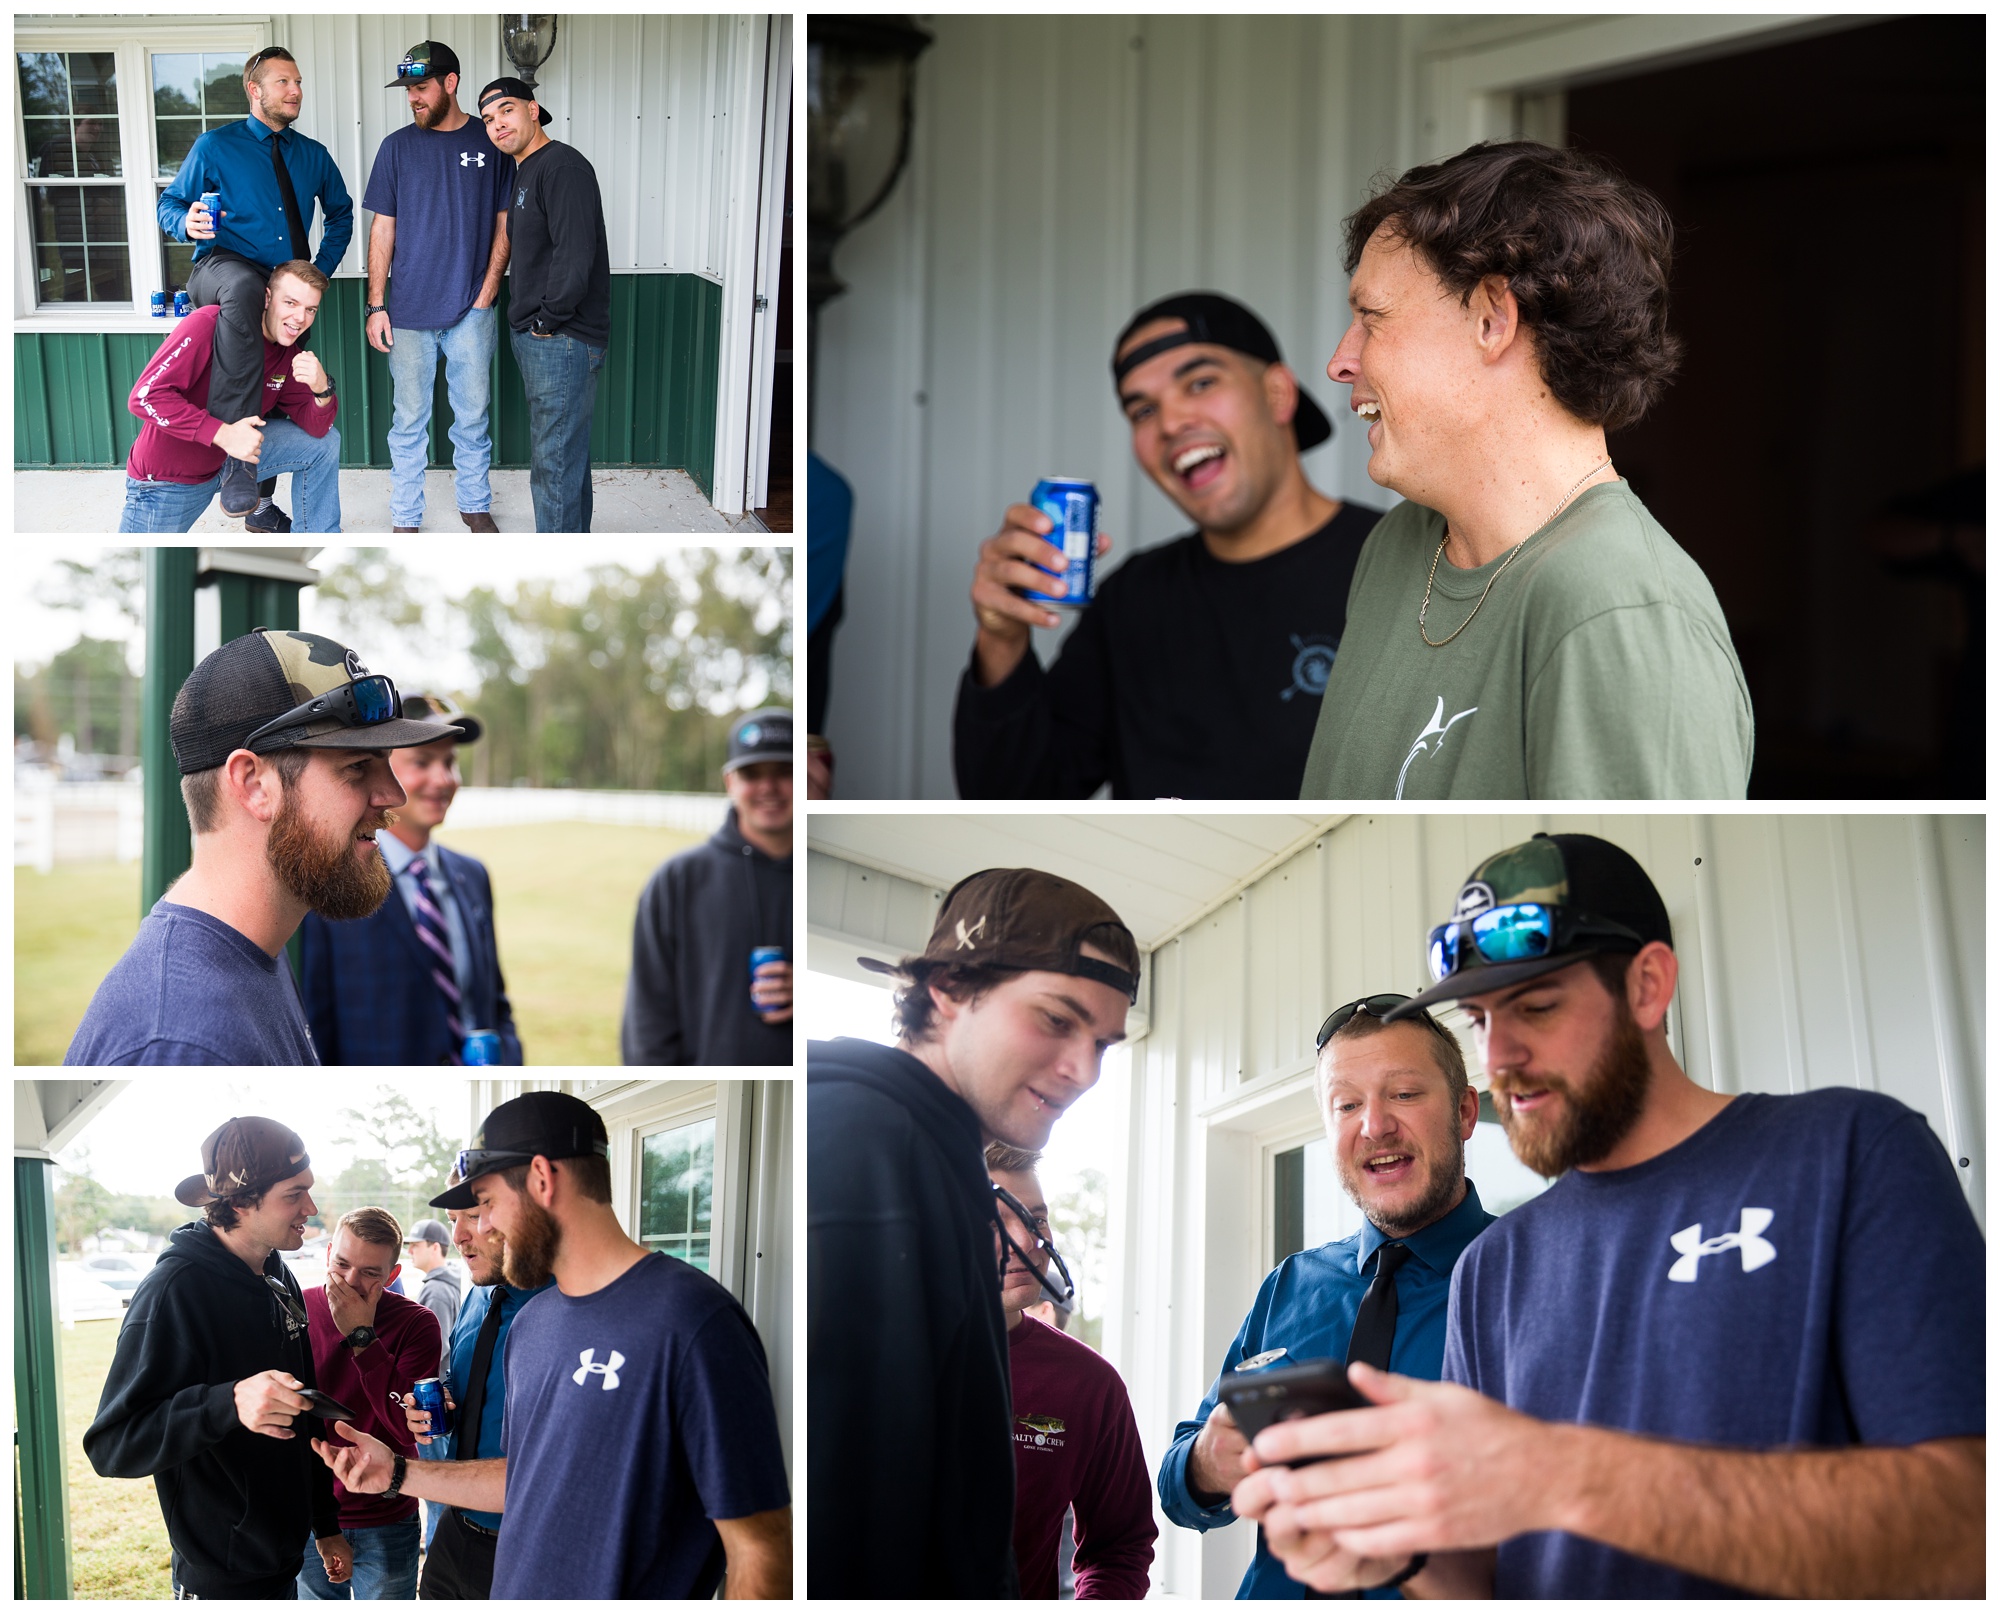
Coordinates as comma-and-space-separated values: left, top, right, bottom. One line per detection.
440, 788, 728, 833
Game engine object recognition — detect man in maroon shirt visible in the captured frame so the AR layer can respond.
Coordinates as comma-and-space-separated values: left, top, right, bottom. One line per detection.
119, 259, 344, 533
990, 1143, 1157, 1599
297, 1206, 442, 1599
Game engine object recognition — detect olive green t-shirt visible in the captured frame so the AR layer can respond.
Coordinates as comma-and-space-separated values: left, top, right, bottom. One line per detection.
1299, 482, 1753, 800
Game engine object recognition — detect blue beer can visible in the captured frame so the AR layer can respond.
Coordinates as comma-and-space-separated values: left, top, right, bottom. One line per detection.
749, 945, 785, 1010
461, 1029, 501, 1065
1020, 477, 1098, 607
199, 189, 221, 223
172, 289, 190, 318
149, 290, 167, 317
411, 1377, 451, 1444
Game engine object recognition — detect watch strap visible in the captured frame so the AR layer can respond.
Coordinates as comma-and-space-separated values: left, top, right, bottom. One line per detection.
382, 1452, 407, 1500
1371, 1554, 1427, 1591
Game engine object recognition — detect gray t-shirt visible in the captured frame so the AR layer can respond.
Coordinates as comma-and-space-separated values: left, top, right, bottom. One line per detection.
1300, 482, 1753, 799
65, 899, 319, 1065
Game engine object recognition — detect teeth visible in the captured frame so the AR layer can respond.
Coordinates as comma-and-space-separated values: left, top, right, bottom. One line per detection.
1173, 445, 1224, 475
1355, 402, 1380, 420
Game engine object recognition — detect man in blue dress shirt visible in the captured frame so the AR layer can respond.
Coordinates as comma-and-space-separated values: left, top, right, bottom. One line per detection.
158, 45, 354, 529
1157, 993, 1493, 1597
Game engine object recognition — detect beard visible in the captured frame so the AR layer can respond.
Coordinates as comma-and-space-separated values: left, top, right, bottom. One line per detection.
1338, 1133, 1467, 1239
501, 1193, 561, 1289
1491, 994, 1652, 1177
265, 786, 393, 920
412, 99, 443, 128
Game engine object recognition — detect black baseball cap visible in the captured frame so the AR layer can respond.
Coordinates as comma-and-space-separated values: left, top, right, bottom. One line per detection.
1387, 833, 1673, 1017
175, 1117, 311, 1207
430, 1092, 609, 1209
1111, 291, 1334, 452
387, 41, 461, 88
478, 77, 552, 126
725, 708, 791, 772
861, 867, 1141, 1003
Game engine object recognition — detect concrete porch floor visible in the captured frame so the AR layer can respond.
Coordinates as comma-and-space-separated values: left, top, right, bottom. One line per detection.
13, 466, 770, 535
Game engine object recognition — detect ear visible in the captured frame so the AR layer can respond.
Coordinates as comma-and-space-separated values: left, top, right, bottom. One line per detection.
1457, 1083, 1480, 1142
928, 980, 968, 1030
221, 748, 285, 825
527, 1155, 561, 1207
1626, 941, 1679, 1035
1469, 273, 1524, 366
1262, 361, 1301, 430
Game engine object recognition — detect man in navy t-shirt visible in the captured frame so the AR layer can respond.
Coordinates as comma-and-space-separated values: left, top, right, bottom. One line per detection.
315, 1092, 792, 1597
362, 41, 514, 534
1230, 833, 1985, 1598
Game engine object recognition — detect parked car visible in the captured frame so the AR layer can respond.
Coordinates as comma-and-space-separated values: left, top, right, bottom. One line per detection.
79, 1253, 157, 1295
58, 1264, 129, 1324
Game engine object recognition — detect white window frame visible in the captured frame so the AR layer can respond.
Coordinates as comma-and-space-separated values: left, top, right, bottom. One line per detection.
634, 1103, 723, 1275
14, 21, 266, 331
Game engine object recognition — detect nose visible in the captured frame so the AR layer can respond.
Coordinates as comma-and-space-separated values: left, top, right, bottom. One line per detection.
302, 1194, 318, 1217
1357, 1095, 1400, 1141
1475, 1015, 1526, 1077
1327, 319, 1364, 386
375, 764, 408, 809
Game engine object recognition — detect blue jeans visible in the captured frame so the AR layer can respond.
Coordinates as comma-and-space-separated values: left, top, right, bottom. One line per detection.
120, 419, 342, 532
296, 1519, 419, 1600
511, 327, 605, 532
386, 303, 499, 527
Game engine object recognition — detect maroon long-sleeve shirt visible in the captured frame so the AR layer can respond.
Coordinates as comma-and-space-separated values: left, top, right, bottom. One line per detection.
304, 1284, 440, 1531
1008, 1315, 1158, 1599
126, 303, 338, 484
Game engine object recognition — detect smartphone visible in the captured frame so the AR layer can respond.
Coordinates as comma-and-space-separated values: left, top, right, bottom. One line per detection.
1218, 1357, 1369, 1460
296, 1387, 362, 1426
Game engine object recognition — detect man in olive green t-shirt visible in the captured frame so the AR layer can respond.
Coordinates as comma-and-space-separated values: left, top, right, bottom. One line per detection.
1300, 141, 1753, 801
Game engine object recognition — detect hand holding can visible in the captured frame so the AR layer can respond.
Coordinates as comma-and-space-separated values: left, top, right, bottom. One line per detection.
750, 947, 791, 1025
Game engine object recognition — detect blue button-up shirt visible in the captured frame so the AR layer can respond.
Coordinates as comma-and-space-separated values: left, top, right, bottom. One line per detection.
1158, 1181, 1497, 1598
158, 115, 353, 276
424, 1276, 556, 1531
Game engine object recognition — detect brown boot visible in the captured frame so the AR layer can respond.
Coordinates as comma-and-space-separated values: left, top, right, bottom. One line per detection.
393, 526, 419, 533
460, 510, 499, 532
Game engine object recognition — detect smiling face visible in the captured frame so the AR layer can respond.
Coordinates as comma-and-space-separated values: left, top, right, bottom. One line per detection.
242, 1168, 317, 1252
327, 1226, 401, 1303
990, 1164, 1052, 1328
479, 95, 539, 156
725, 760, 792, 840
389, 740, 461, 836
250, 58, 304, 128
1320, 1021, 1477, 1238
407, 73, 457, 129
472, 1166, 563, 1290
261, 270, 323, 347
264, 748, 403, 920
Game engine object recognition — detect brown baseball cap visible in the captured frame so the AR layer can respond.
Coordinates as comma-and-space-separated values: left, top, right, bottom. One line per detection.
174, 1117, 312, 1207
860, 867, 1140, 1002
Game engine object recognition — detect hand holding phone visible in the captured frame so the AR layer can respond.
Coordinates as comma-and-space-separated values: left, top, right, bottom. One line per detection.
1217, 1357, 1369, 1465
296, 1387, 362, 1426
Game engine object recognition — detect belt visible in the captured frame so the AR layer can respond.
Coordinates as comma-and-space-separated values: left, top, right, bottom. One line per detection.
450, 1509, 499, 1540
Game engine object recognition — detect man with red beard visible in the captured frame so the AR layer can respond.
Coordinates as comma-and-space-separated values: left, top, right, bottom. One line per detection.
1231, 832, 1985, 1599
1158, 992, 1490, 1596
65, 629, 462, 1065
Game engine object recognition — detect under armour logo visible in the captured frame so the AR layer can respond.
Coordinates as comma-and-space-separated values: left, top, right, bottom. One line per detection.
954, 915, 988, 951
1667, 1208, 1776, 1283
460, 151, 486, 167
572, 1348, 625, 1389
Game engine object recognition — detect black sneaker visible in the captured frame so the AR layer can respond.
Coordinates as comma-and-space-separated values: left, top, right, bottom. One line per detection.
244, 502, 293, 533
218, 455, 260, 517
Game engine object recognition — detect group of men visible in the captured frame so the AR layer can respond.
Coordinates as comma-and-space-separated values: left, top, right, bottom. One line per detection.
806, 834, 1984, 1597
64, 626, 792, 1068
954, 139, 1755, 800
120, 39, 611, 534
84, 1091, 791, 1598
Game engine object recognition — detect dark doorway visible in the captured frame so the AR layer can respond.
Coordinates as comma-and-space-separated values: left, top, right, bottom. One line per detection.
1569, 16, 1984, 798
757, 122, 795, 533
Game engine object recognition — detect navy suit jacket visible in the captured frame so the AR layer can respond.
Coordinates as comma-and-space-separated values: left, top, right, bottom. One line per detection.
297, 843, 522, 1065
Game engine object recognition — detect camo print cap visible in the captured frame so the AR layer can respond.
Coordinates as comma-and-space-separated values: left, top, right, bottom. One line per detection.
169, 628, 463, 774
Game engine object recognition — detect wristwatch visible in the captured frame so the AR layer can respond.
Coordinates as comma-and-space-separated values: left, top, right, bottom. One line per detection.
342, 1324, 376, 1351
382, 1453, 407, 1501
530, 317, 555, 337
364, 303, 387, 315
312, 376, 336, 401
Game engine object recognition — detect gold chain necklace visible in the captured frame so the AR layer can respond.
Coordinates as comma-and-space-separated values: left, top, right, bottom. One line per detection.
1418, 458, 1614, 648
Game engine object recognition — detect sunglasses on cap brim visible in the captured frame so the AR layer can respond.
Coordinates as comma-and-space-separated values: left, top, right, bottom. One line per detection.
1314, 993, 1414, 1052
244, 674, 402, 751
454, 1137, 609, 1185
1427, 902, 1643, 983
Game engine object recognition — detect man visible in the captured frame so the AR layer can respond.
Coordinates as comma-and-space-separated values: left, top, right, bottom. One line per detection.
402, 1218, 461, 1354
1301, 141, 1754, 798
1232, 832, 1985, 1597
1159, 992, 1491, 1597
296, 1208, 442, 1600
83, 1118, 345, 1598
988, 1142, 1156, 1599
119, 261, 342, 533
809, 868, 1140, 1595
622, 708, 793, 1065
955, 291, 1381, 799
300, 693, 523, 1065
159, 45, 354, 529
362, 42, 513, 534
65, 629, 461, 1065
313, 1093, 791, 1597
402, 1177, 556, 1598
478, 78, 610, 532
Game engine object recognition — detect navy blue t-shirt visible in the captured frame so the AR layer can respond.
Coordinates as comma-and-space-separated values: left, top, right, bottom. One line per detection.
65, 899, 318, 1066
492, 1254, 790, 1599
361, 120, 514, 330
1444, 1088, 1985, 1597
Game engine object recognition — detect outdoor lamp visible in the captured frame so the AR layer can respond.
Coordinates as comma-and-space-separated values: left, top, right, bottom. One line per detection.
501, 15, 560, 88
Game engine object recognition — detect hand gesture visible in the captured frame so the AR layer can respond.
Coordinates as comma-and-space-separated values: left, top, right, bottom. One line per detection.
315, 1533, 353, 1585
1188, 1398, 1251, 1500
324, 1270, 380, 1339
186, 200, 216, 241
312, 1420, 396, 1494
234, 1369, 310, 1439
366, 310, 393, 354
751, 960, 793, 1025
290, 348, 328, 392
213, 415, 265, 463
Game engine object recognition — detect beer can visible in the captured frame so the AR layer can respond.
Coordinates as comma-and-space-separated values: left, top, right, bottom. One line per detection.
461, 1029, 501, 1065
199, 189, 221, 223
411, 1377, 452, 1443
149, 290, 167, 317
750, 945, 785, 1010
1019, 478, 1098, 607
172, 289, 190, 318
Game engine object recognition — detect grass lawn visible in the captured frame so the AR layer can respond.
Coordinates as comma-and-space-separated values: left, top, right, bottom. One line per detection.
15, 823, 696, 1066
63, 1316, 173, 1598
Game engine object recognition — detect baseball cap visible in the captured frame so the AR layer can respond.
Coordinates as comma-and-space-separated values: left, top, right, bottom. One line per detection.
860, 867, 1141, 1003
429, 1092, 609, 1210
170, 629, 462, 775
725, 708, 792, 772
477, 77, 552, 126
387, 41, 460, 88
1111, 291, 1334, 452
1387, 833, 1672, 1018
175, 1117, 311, 1207
402, 692, 483, 745
404, 1218, 452, 1248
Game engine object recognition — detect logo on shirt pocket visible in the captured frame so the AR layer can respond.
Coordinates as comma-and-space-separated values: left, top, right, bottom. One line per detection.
1016, 1414, 1067, 1449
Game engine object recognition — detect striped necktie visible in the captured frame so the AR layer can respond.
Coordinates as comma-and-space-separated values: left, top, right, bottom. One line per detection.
406, 854, 464, 1064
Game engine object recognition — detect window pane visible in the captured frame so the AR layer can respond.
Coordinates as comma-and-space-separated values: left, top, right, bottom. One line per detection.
25, 120, 74, 178
30, 187, 131, 305
153, 52, 201, 117
163, 238, 197, 295
157, 118, 201, 176
640, 1118, 715, 1249
75, 116, 121, 177
204, 55, 248, 115
85, 188, 127, 244
685, 1236, 711, 1274
88, 246, 131, 302
33, 243, 87, 303
70, 52, 117, 114
31, 184, 84, 243
18, 51, 68, 118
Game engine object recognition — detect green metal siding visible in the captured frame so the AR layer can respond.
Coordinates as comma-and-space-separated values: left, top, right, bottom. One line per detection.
15, 272, 722, 495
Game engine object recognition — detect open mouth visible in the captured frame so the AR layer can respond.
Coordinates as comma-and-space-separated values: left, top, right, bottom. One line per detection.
1171, 443, 1228, 492
1361, 1149, 1415, 1182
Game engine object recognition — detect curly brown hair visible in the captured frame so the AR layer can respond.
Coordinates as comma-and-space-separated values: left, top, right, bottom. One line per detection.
1344, 140, 1683, 431
891, 960, 1027, 1044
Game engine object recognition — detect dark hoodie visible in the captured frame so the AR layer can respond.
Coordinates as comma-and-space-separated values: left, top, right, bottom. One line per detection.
620, 807, 791, 1065
83, 1220, 339, 1594
806, 1037, 1019, 1598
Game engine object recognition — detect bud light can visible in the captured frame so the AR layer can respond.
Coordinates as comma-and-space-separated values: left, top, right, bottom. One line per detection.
172, 289, 190, 318
750, 945, 785, 1010
199, 189, 221, 224
1020, 478, 1098, 607
411, 1377, 451, 1443
149, 290, 167, 317
461, 1029, 501, 1065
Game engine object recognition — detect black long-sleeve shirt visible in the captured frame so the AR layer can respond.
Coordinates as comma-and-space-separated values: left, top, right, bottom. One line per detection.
507, 139, 610, 345
952, 503, 1381, 799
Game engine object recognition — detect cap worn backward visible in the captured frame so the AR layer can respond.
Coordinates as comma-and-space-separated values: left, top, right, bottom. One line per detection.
477, 76, 552, 125
725, 707, 792, 773
174, 1116, 311, 1208
1110, 290, 1334, 452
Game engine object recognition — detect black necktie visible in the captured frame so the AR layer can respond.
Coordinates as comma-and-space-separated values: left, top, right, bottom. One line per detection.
268, 129, 310, 263
454, 1291, 507, 1462
1344, 1241, 1411, 1371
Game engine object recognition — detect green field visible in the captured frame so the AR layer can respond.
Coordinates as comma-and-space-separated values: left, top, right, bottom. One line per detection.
63, 1316, 172, 1598
15, 822, 699, 1066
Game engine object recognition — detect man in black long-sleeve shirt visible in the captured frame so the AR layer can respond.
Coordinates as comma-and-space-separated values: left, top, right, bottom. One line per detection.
954, 292, 1381, 799
479, 77, 611, 532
